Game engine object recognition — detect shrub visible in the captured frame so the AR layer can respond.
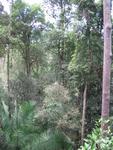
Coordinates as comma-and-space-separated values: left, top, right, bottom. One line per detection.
79, 122, 113, 150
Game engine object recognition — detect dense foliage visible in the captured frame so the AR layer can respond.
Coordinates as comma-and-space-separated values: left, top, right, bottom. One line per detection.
0, 0, 112, 149
79, 121, 113, 150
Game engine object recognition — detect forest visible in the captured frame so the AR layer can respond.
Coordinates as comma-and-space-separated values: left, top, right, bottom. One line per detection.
0, 0, 112, 149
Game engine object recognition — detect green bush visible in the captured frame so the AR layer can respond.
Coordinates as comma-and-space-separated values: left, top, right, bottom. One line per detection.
79, 122, 113, 150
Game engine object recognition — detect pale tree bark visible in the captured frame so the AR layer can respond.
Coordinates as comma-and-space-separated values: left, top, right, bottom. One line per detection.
101, 0, 112, 131
81, 84, 87, 145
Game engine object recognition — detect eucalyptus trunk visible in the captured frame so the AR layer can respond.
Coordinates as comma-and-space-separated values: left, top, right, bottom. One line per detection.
101, 0, 112, 131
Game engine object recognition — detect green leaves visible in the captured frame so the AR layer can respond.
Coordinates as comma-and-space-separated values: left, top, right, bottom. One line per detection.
79, 121, 113, 150
11, 0, 46, 75
0, 100, 74, 150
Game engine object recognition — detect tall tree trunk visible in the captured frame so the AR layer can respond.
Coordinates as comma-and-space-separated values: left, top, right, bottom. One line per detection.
7, 0, 13, 119
59, 0, 65, 85
81, 84, 87, 145
7, 46, 11, 118
101, 0, 112, 131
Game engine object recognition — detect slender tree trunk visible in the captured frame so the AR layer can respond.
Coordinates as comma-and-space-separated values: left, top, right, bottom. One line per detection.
25, 47, 31, 76
7, 49, 10, 92
81, 84, 87, 145
59, 0, 65, 85
25, 33, 31, 77
7, 0, 13, 119
7, 47, 12, 118
101, 0, 112, 131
